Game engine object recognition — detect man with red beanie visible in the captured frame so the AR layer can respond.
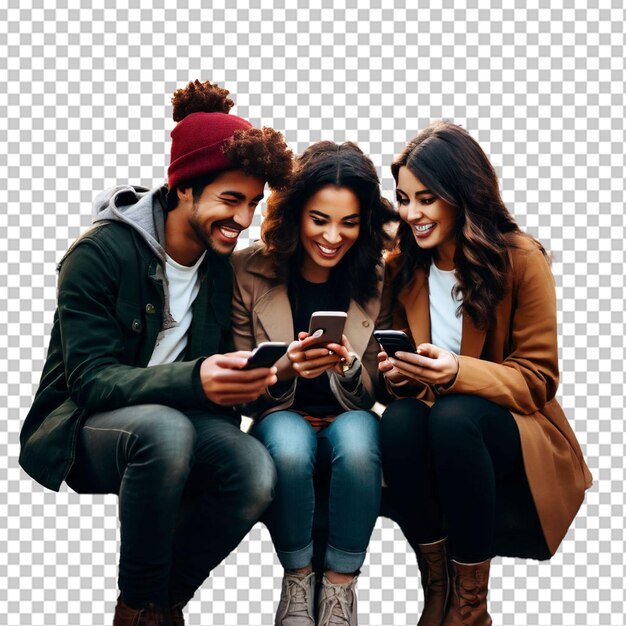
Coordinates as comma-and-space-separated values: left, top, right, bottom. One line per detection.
20, 80, 293, 626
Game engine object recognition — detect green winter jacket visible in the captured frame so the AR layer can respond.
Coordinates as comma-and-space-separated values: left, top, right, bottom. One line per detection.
19, 187, 236, 491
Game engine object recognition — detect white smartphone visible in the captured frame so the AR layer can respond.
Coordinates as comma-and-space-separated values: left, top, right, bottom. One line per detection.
306, 311, 348, 348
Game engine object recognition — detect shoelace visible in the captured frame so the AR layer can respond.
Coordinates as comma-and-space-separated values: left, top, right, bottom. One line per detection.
284, 575, 314, 619
318, 583, 354, 626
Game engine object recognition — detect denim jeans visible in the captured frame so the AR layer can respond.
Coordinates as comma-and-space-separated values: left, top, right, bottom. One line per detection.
250, 409, 381, 574
65, 404, 276, 608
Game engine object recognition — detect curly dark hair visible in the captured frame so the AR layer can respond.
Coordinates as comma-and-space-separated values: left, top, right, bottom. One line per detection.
171, 79, 234, 119
166, 80, 293, 209
261, 141, 398, 306
390, 121, 547, 329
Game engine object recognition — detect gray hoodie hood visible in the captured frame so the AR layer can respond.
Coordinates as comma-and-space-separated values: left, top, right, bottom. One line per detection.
92, 185, 168, 260
91, 184, 176, 330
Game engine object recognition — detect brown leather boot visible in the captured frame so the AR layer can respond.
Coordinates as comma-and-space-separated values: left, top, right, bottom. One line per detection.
442, 560, 492, 626
113, 597, 173, 626
416, 538, 449, 626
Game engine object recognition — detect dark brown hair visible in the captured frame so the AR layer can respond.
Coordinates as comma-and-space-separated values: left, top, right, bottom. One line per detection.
166, 80, 292, 209
262, 141, 398, 306
391, 121, 546, 329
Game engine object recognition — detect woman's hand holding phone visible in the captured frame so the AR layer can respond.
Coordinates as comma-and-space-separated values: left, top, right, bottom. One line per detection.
287, 332, 351, 379
383, 342, 459, 387
377, 349, 412, 386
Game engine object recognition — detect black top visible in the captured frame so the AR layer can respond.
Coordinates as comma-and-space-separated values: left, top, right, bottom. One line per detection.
290, 273, 349, 417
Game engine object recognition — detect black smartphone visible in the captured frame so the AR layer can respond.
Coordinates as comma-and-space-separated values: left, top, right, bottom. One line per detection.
373, 330, 416, 359
307, 311, 348, 347
241, 342, 289, 370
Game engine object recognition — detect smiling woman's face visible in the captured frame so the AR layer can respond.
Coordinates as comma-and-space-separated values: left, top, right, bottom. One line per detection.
396, 166, 457, 269
299, 185, 361, 283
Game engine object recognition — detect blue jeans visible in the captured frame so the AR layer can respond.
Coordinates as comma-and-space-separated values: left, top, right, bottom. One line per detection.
65, 405, 276, 608
250, 409, 381, 573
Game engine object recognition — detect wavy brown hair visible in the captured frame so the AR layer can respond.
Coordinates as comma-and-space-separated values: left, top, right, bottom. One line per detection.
262, 141, 398, 306
167, 80, 292, 209
390, 121, 546, 329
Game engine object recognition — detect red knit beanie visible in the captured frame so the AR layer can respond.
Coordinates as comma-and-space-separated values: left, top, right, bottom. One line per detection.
167, 111, 252, 190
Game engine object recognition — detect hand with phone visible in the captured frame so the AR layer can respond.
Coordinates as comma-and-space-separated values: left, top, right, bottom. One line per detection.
375, 330, 416, 386
287, 312, 351, 379
376, 333, 459, 388
199, 351, 279, 406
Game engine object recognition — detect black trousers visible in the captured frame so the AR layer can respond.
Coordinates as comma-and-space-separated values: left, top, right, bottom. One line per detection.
380, 394, 538, 563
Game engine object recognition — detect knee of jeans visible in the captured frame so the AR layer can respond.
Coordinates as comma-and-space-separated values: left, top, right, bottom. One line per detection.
235, 441, 277, 520
255, 414, 316, 476
128, 406, 196, 479
329, 412, 381, 473
428, 395, 478, 448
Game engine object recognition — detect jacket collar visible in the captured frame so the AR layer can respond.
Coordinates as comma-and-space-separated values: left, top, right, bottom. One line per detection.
399, 268, 486, 358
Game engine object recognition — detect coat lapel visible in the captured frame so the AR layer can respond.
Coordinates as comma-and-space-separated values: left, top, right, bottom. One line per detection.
254, 283, 295, 343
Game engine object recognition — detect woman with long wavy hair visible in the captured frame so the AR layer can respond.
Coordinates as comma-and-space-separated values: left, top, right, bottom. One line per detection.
231, 141, 397, 626
378, 122, 591, 626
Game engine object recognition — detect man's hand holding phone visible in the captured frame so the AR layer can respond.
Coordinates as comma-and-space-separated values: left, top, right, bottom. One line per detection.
200, 352, 278, 406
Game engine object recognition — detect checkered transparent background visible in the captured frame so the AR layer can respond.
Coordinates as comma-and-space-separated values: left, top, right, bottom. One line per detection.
1, 1, 624, 624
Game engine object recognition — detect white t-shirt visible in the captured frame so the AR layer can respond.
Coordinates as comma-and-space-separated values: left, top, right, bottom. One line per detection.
148, 251, 207, 366
428, 260, 463, 354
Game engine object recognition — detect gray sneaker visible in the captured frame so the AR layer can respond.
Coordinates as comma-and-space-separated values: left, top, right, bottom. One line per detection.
275, 571, 316, 626
317, 575, 358, 626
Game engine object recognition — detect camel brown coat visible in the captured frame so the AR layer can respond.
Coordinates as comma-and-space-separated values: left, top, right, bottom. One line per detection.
388, 235, 592, 556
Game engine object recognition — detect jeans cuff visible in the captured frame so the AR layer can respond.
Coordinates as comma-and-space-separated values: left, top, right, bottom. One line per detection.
276, 540, 314, 570
325, 544, 366, 574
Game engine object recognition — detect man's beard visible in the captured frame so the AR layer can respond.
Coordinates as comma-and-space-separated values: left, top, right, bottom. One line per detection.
188, 215, 237, 258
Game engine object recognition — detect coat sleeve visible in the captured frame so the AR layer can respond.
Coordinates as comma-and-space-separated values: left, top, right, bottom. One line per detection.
58, 238, 211, 413
440, 245, 560, 414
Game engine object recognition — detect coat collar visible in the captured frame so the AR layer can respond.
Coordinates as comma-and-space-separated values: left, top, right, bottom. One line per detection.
399, 268, 486, 358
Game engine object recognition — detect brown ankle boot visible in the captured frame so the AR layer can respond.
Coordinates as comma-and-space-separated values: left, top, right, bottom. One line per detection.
416, 538, 449, 626
113, 597, 173, 626
442, 560, 492, 626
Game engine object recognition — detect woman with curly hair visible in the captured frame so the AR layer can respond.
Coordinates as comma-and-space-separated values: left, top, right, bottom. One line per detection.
232, 141, 398, 626
19, 79, 293, 626
378, 122, 592, 626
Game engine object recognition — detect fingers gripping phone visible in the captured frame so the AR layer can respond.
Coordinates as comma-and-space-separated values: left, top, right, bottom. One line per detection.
373, 330, 416, 359
307, 311, 348, 348
241, 342, 289, 370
